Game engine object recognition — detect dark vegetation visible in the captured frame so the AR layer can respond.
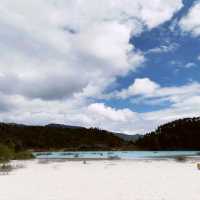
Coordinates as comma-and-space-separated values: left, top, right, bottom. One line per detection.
136, 117, 200, 150
0, 116, 200, 162
0, 143, 34, 163
0, 123, 135, 153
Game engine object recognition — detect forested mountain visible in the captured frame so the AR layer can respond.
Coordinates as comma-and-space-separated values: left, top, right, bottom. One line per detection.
135, 117, 200, 150
0, 123, 134, 151
0, 117, 200, 152
46, 124, 84, 129
115, 133, 143, 142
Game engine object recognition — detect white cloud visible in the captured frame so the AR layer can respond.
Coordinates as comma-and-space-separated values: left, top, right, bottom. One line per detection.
108, 78, 200, 133
116, 78, 160, 99
88, 103, 135, 122
146, 43, 179, 54
0, 0, 184, 134
73, 21, 144, 77
115, 78, 200, 103
184, 62, 196, 68
0, 0, 182, 100
86, 103, 155, 134
0, 79, 199, 135
179, 0, 200, 36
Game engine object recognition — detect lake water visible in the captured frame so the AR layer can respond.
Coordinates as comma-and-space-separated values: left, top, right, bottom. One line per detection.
34, 151, 200, 159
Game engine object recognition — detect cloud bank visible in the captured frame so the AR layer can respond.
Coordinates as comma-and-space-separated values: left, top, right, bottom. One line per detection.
179, 0, 200, 36
0, 0, 190, 134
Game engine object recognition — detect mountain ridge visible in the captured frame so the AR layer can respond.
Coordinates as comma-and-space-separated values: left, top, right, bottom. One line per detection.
136, 117, 200, 150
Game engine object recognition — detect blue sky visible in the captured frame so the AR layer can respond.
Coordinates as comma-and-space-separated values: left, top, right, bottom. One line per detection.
0, 0, 200, 134
104, 0, 200, 114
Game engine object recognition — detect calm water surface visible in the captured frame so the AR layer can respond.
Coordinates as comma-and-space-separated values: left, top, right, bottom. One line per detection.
34, 151, 200, 159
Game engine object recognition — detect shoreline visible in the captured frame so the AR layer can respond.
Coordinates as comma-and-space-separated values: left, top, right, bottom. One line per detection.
33, 150, 200, 161
13, 155, 200, 163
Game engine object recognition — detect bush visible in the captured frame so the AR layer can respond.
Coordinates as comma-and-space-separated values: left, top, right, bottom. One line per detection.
174, 156, 187, 162
0, 144, 14, 163
0, 163, 13, 174
14, 150, 35, 160
0, 143, 35, 162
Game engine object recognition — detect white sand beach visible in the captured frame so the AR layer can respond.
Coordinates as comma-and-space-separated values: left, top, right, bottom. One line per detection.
0, 159, 200, 200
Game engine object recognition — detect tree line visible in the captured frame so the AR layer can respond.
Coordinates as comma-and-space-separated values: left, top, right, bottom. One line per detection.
0, 123, 134, 152
135, 117, 200, 150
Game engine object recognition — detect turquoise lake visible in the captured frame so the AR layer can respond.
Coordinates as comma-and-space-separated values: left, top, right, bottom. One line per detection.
34, 151, 200, 159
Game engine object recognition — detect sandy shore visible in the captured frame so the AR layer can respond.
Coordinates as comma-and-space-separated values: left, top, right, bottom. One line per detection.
0, 159, 200, 200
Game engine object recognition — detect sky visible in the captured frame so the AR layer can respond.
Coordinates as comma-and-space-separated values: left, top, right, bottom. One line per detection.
0, 0, 200, 134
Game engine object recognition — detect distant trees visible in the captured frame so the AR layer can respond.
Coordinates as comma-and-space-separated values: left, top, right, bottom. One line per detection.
1, 116, 200, 153
0, 123, 131, 151
135, 117, 200, 150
